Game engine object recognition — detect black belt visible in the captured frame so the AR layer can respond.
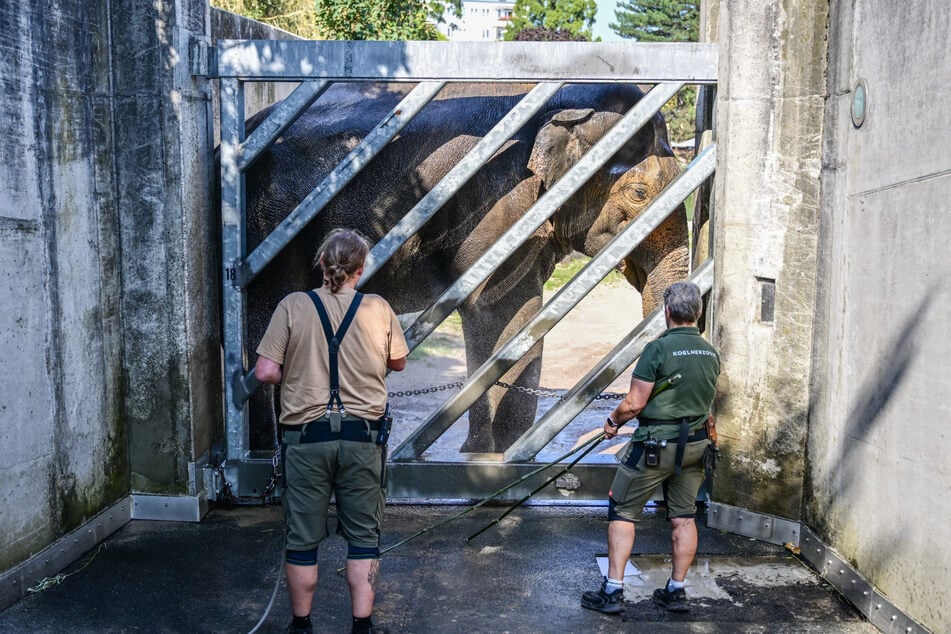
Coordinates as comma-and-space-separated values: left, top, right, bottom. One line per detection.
639, 416, 709, 473
683, 426, 708, 443
639, 416, 695, 426
281, 418, 381, 444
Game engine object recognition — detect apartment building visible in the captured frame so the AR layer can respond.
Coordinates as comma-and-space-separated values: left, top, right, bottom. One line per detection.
439, 0, 515, 41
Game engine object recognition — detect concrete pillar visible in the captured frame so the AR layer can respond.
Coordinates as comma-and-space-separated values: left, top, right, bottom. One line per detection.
106, 1, 219, 497
709, 0, 828, 519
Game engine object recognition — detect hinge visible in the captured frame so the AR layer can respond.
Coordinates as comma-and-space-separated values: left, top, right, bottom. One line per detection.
189, 36, 217, 78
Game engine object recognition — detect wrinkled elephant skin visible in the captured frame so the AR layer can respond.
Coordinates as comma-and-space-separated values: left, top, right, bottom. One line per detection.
242, 83, 688, 453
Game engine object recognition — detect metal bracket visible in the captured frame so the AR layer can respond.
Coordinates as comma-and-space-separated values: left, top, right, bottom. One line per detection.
707, 501, 800, 546
189, 36, 216, 78
799, 526, 929, 634
0, 497, 132, 611
131, 493, 208, 522
709, 503, 929, 634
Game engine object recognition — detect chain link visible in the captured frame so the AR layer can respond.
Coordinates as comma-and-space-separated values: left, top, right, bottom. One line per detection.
387, 380, 466, 398
388, 380, 625, 400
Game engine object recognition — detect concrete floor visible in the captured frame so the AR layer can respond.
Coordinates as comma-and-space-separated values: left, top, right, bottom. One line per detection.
0, 502, 879, 633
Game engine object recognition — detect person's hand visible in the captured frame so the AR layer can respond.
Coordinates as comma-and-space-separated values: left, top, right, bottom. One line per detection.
604, 416, 621, 439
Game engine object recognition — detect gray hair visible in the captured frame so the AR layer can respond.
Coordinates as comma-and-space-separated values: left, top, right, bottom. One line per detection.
663, 281, 703, 324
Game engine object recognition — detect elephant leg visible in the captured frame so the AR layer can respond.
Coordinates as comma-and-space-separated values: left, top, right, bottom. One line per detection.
450, 175, 559, 453
459, 294, 545, 454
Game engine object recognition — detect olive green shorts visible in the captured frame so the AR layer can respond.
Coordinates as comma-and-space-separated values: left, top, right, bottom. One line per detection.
608, 439, 708, 521
282, 438, 385, 552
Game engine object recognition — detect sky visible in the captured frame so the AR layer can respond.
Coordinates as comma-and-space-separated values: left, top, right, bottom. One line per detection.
592, 0, 622, 42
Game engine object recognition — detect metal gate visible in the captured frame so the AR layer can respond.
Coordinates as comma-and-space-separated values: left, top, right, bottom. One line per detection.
211, 40, 717, 502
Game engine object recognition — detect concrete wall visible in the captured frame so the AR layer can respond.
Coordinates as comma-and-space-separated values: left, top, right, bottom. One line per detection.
0, 0, 214, 570
1, 0, 136, 570
710, 0, 951, 630
806, 1, 951, 631
0, 0, 301, 582
709, 0, 827, 520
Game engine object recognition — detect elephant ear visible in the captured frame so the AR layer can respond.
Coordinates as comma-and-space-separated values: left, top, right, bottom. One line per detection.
527, 108, 596, 190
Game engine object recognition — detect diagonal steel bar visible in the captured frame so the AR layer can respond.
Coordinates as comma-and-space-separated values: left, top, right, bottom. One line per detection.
358, 81, 564, 286
238, 81, 445, 286
503, 260, 714, 462
391, 143, 716, 461
398, 82, 684, 354
238, 80, 330, 171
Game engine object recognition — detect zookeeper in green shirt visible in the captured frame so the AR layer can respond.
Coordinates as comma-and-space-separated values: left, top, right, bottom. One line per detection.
581, 281, 720, 616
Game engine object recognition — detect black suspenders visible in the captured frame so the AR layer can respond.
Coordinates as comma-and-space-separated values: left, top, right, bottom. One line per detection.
306, 290, 363, 414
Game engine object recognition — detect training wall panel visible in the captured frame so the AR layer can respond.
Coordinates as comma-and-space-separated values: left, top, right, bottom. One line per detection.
0, 229, 56, 569
2, 0, 223, 578
0, 0, 127, 569
808, 1, 951, 631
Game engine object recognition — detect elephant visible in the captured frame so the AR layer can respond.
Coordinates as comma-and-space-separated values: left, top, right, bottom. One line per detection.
242, 82, 689, 454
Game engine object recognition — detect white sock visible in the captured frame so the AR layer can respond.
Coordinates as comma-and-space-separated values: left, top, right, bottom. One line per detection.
667, 578, 685, 591
605, 577, 624, 593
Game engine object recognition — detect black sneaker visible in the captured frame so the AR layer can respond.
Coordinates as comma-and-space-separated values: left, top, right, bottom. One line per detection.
286, 620, 313, 634
652, 585, 689, 612
581, 579, 624, 614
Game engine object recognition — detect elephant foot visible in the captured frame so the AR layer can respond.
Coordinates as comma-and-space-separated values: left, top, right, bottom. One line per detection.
460, 435, 494, 454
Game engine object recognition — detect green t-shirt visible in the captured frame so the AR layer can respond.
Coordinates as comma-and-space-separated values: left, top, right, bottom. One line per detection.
633, 326, 720, 420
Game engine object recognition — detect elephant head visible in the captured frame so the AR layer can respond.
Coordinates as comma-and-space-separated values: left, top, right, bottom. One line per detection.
526, 106, 689, 314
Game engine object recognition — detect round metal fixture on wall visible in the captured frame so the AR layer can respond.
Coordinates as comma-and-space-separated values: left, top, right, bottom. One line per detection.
851, 79, 868, 128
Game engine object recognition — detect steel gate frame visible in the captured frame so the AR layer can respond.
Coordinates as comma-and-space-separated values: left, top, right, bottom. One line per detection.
210, 40, 717, 502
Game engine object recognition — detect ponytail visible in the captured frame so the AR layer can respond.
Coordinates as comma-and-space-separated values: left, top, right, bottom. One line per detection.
314, 229, 370, 293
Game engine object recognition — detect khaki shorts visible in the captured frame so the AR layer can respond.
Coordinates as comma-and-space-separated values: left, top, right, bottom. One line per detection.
608, 439, 708, 521
283, 438, 385, 551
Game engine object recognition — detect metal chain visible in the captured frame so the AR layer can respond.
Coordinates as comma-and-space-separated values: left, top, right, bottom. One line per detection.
388, 380, 625, 400
387, 380, 466, 398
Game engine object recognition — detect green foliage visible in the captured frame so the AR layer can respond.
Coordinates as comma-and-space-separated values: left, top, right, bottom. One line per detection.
608, 2, 700, 143
213, 0, 461, 40
408, 311, 462, 359
314, 0, 440, 39
513, 26, 588, 41
544, 256, 625, 291
504, 0, 597, 41
661, 84, 697, 144
213, 0, 323, 38
610, 0, 699, 42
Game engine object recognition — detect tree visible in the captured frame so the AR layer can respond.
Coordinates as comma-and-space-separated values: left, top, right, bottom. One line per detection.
212, 0, 461, 40
610, 1, 700, 143
514, 27, 587, 41
213, 0, 322, 38
610, 0, 699, 42
314, 0, 440, 39
504, 0, 597, 41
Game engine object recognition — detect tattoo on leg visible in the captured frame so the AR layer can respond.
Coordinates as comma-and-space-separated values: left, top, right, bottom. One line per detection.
367, 559, 380, 589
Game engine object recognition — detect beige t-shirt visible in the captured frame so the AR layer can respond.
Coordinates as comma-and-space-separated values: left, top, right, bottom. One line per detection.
256, 287, 409, 425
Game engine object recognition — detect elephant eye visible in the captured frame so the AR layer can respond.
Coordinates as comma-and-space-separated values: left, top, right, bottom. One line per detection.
625, 185, 648, 201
